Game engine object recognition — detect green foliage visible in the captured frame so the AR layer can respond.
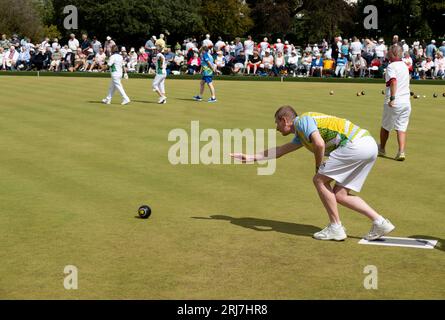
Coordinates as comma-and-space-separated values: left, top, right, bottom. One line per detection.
42, 24, 62, 40
0, 0, 44, 41
200, 0, 253, 38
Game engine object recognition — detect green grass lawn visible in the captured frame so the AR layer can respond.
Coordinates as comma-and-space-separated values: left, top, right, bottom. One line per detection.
0, 76, 444, 299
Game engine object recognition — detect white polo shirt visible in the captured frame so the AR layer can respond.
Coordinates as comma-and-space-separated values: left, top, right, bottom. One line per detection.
385, 60, 410, 106
108, 53, 123, 77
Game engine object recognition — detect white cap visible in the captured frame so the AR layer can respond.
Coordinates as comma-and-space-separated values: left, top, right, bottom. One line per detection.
107, 36, 111, 40
121, 46, 126, 52
432, 39, 436, 43
277, 39, 281, 43
285, 41, 289, 45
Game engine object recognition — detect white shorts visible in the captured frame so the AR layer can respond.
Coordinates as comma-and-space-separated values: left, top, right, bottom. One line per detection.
152, 74, 166, 92
381, 103, 411, 132
318, 136, 378, 192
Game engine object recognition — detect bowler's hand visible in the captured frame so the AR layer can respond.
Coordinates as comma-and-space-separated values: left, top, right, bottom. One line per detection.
389, 100, 395, 107
230, 153, 256, 163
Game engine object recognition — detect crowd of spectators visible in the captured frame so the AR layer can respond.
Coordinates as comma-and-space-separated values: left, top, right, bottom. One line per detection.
0, 32, 444, 80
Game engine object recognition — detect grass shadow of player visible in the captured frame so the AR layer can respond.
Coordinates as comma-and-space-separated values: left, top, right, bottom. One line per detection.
192, 215, 323, 238
409, 235, 444, 253
131, 100, 157, 104
175, 98, 198, 102
87, 100, 104, 104
378, 154, 400, 161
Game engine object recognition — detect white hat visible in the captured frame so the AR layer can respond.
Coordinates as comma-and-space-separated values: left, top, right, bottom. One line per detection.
265, 48, 271, 53
121, 46, 126, 52
87, 48, 93, 53
285, 40, 289, 45
277, 39, 281, 43
217, 50, 223, 55
67, 49, 72, 53
130, 47, 135, 52
106, 36, 111, 41
432, 40, 436, 43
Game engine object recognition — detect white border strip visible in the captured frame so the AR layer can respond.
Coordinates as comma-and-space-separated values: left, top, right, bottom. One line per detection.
358, 236, 438, 249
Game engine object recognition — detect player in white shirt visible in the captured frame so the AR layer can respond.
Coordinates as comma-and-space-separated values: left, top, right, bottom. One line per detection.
102, 45, 130, 105
379, 45, 411, 161
152, 45, 167, 104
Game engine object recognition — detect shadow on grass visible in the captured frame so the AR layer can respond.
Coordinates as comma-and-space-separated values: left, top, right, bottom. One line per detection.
192, 215, 321, 238
175, 98, 199, 102
378, 154, 403, 162
87, 100, 105, 104
131, 100, 157, 104
409, 235, 444, 253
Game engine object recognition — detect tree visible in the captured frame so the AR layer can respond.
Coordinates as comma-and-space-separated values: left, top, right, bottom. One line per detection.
49, 0, 204, 45
0, 0, 44, 41
200, 0, 253, 38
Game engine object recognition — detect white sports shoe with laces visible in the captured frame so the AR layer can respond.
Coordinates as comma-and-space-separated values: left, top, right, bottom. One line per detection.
313, 224, 347, 241
364, 219, 395, 240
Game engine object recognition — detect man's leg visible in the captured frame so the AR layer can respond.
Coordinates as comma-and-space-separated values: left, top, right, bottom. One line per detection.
106, 78, 116, 100
333, 185, 380, 221
113, 77, 130, 102
313, 174, 341, 224
379, 127, 389, 151
396, 130, 406, 153
200, 80, 205, 96
208, 82, 216, 99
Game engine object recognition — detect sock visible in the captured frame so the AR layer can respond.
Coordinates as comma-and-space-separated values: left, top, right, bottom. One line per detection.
331, 222, 342, 229
373, 215, 385, 224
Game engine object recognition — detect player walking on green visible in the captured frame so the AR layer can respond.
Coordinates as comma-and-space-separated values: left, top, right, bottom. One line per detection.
232, 106, 395, 241
193, 46, 217, 103
102, 45, 130, 105
152, 45, 167, 104
378, 45, 411, 161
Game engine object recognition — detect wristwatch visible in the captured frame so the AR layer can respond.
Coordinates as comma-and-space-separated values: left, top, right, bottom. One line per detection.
390, 96, 396, 101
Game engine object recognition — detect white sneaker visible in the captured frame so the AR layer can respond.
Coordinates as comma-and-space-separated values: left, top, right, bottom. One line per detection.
102, 98, 111, 105
364, 219, 395, 240
313, 224, 347, 241
158, 97, 167, 104
121, 99, 130, 105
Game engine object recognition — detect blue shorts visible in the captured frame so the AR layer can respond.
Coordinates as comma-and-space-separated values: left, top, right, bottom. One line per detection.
202, 75, 213, 84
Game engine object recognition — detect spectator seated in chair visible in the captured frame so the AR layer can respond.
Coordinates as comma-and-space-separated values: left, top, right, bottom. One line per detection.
273, 51, 286, 76
261, 49, 274, 75
187, 52, 201, 74
247, 50, 261, 75
310, 53, 323, 77
231, 51, 246, 75
286, 50, 299, 77
322, 54, 335, 77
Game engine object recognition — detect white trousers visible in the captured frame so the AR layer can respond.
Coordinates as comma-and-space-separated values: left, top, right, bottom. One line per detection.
107, 75, 130, 101
152, 74, 166, 94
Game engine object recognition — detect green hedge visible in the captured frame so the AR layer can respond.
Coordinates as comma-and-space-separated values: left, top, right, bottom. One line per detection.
1, 71, 444, 85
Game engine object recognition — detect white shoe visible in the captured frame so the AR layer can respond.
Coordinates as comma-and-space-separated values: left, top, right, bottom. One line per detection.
121, 99, 130, 105
364, 219, 395, 240
313, 224, 347, 241
102, 98, 111, 105
158, 97, 167, 104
